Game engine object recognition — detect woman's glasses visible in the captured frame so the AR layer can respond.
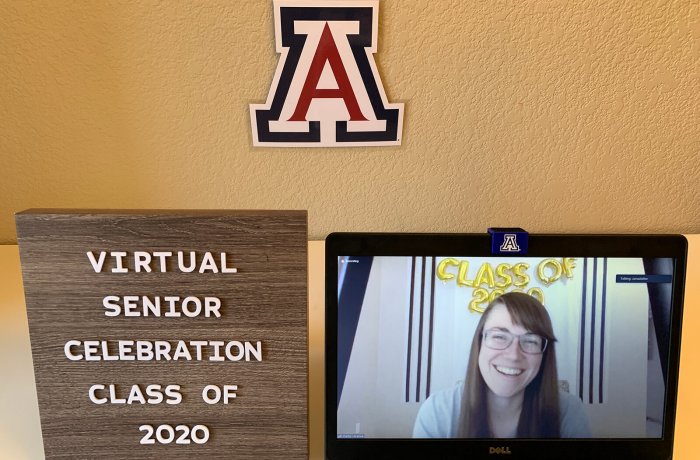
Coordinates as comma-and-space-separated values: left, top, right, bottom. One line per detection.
482, 329, 548, 354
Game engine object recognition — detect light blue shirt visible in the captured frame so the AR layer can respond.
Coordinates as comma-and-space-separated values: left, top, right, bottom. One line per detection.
413, 382, 592, 438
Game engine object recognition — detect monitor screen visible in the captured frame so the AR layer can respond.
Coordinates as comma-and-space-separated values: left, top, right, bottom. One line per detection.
336, 254, 677, 440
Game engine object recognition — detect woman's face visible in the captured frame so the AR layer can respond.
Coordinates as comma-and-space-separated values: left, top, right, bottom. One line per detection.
478, 303, 543, 400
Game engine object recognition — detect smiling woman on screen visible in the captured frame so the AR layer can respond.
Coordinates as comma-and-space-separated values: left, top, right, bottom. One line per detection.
413, 292, 592, 438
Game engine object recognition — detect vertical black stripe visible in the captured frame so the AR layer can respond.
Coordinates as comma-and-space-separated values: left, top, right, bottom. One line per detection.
405, 257, 416, 402
426, 257, 436, 398
415, 257, 426, 402
643, 258, 673, 383
337, 257, 374, 408
599, 258, 607, 404
589, 258, 598, 404
579, 258, 588, 400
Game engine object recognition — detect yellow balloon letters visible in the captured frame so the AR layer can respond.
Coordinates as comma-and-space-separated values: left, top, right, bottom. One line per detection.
537, 259, 562, 286
469, 288, 490, 313
512, 263, 530, 287
474, 263, 496, 289
437, 258, 459, 281
529, 287, 545, 303
457, 261, 474, 287
563, 258, 576, 278
495, 263, 513, 289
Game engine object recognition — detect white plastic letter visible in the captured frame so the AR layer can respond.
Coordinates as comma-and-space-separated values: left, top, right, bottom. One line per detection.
225, 341, 244, 361
86, 251, 107, 273
220, 253, 238, 273
89, 384, 107, 404
136, 341, 154, 361
134, 251, 152, 273
64, 340, 83, 361
123, 296, 140, 317
165, 385, 182, 405
177, 251, 196, 273
223, 385, 238, 404
84, 340, 101, 361
127, 385, 146, 405
245, 341, 263, 362
190, 341, 207, 360
153, 251, 173, 272
109, 384, 126, 404
209, 341, 225, 362
204, 297, 222, 318
146, 384, 164, 404
102, 296, 121, 317
111, 251, 128, 273
181, 297, 202, 318
118, 340, 136, 360
202, 385, 221, 405
199, 252, 218, 273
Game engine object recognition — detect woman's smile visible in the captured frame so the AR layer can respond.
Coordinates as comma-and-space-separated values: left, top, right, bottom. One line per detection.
493, 365, 524, 376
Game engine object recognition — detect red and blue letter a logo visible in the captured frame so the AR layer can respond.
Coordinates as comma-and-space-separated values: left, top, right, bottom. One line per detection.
250, 1, 404, 147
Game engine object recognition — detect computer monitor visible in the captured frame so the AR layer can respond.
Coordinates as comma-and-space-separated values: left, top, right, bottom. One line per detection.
325, 233, 687, 460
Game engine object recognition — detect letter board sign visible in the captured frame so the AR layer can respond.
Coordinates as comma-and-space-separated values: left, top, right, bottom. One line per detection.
16, 210, 308, 459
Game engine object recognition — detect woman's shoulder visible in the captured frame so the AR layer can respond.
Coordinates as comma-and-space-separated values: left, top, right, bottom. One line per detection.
421, 381, 464, 418
558, 390, 583, 408
412, 381, 463, 438
432, 381, 464, 405
558, 391, 592, 438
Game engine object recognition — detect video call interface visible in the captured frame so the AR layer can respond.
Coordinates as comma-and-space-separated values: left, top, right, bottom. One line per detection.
337, 256, 675, 439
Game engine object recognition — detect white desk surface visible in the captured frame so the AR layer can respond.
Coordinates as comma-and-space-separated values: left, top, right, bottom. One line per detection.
2, 239, 699, 459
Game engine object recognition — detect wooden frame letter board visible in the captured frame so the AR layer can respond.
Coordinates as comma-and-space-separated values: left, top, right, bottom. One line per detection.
16, 210, 308, 459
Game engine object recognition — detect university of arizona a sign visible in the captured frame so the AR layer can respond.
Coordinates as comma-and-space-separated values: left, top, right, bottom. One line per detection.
250, 1, 404, 147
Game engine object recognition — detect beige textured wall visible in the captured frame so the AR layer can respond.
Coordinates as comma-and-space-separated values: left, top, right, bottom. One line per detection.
1, 1, 698, 243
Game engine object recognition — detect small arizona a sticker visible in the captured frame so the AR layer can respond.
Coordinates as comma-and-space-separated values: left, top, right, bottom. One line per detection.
250, 0, 404, 147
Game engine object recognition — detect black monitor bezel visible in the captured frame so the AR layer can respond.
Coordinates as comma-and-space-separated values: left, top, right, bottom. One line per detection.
325, 233, 688, 460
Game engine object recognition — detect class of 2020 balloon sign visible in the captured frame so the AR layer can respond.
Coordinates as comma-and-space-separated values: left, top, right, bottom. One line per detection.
436, 258, 577, 313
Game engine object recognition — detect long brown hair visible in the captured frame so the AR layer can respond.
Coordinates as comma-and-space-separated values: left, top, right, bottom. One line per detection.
457, 292, 560, 438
